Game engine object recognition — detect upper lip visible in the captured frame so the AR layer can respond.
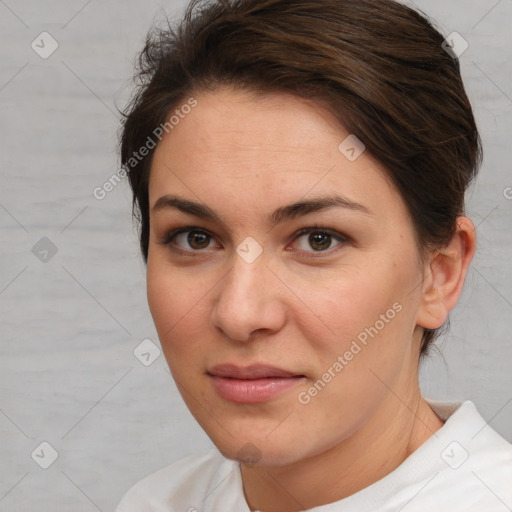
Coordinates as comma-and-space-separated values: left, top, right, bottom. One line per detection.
207, 363, 304, 380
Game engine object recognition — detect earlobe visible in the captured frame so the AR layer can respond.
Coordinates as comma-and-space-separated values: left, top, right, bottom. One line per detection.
416, 217, 476, 330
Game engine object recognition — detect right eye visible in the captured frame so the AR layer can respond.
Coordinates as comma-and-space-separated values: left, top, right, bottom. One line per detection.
160, 227, 220, 252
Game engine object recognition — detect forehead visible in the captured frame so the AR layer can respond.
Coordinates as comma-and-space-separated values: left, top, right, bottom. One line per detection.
154, 88, 349, 168
148, 87, 404, 224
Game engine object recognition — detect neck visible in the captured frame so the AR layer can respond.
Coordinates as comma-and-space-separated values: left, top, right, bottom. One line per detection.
240, 385, 444, 512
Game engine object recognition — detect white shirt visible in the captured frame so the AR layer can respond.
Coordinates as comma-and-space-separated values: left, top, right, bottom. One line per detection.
116, 401, 512, 511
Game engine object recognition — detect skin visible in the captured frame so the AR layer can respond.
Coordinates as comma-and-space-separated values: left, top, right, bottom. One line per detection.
146, 87, 476, 511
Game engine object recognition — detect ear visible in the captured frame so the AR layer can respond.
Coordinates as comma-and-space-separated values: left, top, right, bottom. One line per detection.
416, 217, 476, 330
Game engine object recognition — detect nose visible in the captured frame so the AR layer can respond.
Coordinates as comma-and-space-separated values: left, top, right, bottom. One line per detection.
210, 251, 287, 343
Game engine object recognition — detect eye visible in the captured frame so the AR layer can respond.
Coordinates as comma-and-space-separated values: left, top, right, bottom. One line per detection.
160, 227, 218, 252
159, 225, 349, 256
291, 227, 349, 254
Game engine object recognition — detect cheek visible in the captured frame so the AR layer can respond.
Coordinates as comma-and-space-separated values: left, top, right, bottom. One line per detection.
147, 262, 176, 333
297, 254, 420, 368
146, 259, 208, 362
302, 271, 397, 341
290, 269, 417, 435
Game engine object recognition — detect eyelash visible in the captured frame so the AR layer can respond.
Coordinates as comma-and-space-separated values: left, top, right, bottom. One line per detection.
158, 224, 351, 258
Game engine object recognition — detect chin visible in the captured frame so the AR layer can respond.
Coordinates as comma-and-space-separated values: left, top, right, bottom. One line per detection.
218, 443, 298, 467
205, 426, 310, 467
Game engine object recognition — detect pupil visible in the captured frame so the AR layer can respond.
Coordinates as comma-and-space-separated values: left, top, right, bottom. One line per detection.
309, 232, 330, 251
188, 231, 209, 249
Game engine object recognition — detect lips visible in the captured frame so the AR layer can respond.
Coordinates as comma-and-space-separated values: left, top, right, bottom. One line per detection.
207, 363, 306, 403
208, 363, 303, 380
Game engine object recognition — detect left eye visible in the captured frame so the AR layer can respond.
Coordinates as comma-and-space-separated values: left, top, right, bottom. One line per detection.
292, 229, 346, 252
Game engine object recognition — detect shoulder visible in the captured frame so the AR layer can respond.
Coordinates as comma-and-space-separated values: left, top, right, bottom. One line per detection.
407, 400, 512, 510
116, 449, 240, 512
346, 400, 512, 511
428, 399, 512, 463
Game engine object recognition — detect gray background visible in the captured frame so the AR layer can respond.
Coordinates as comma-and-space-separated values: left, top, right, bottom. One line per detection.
0, 0, 511, 510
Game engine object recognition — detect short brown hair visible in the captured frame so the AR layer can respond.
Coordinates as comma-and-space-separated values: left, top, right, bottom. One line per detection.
120, 0, 482, 354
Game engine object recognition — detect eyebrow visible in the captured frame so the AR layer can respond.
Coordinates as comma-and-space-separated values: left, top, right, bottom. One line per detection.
151, 194, 372, 226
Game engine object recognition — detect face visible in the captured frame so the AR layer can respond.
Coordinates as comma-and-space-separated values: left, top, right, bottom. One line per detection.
147, 87, 428, 466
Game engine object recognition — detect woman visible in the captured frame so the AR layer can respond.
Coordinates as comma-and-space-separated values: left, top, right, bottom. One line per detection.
116, 0, 512, 510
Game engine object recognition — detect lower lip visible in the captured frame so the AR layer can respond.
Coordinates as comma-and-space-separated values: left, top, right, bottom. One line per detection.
209, 375, 305, 403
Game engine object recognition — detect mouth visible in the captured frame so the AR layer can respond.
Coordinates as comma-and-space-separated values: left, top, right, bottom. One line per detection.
207, 363, 306, 403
